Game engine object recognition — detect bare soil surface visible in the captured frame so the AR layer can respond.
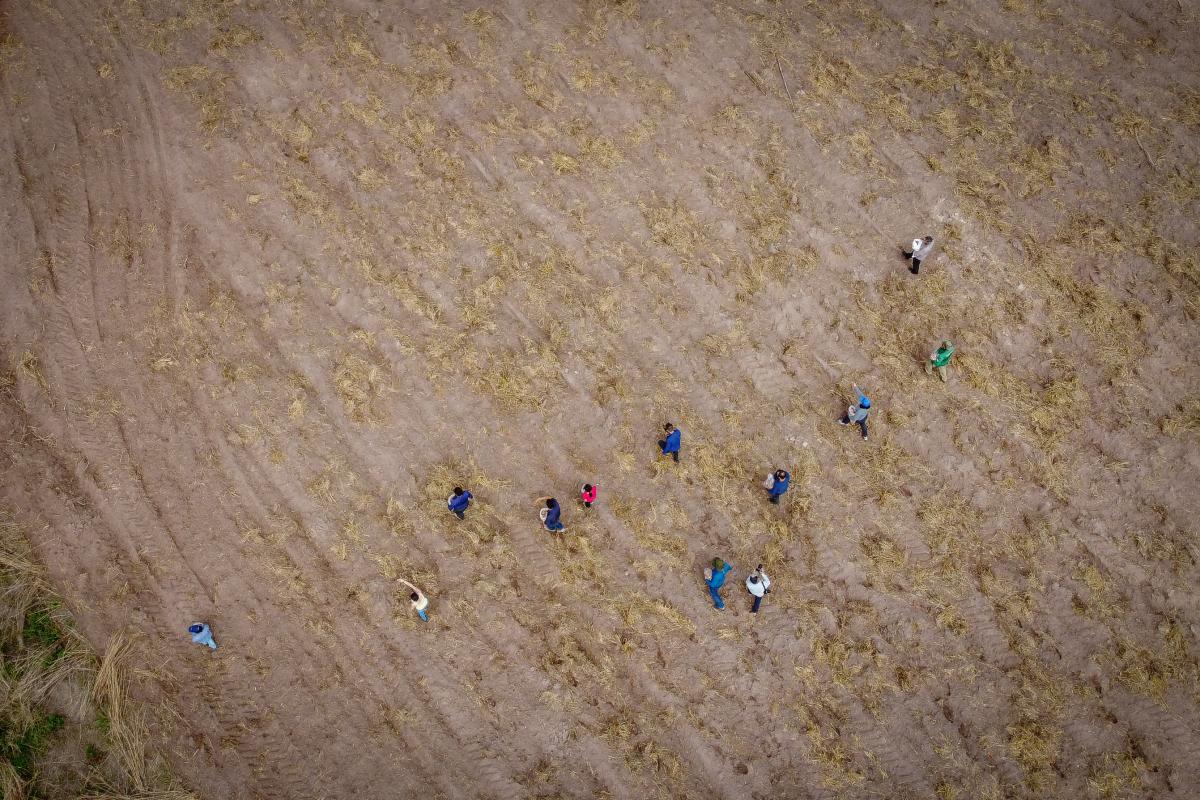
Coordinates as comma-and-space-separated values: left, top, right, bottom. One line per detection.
2, 1, 1199, 798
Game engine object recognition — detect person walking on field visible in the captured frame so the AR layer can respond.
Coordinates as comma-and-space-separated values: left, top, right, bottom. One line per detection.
410, 589, 430, 622
763, 469, 790, 504
838, 383, 871, 441
580, 483, 599, 508
926, 340, 955, 382
746, 565, 771, 613
447, 486, 473, 519
902, 235, 935, 275
659, 422, 682, 463
704, 558, 733, 610
537, 497, 566, 532
188, 623, 218, 650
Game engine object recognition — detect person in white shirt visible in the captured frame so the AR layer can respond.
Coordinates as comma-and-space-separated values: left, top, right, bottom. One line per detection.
902, 235, 935, 275
745, 565, 771, 613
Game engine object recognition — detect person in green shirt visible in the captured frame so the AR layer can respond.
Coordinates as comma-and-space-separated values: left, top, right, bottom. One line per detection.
926, 340, 955, 381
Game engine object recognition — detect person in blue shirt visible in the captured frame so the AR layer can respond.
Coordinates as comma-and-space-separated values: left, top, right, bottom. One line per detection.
447, 486, 472, 519
764, 469, 790, 504
537, 496, 566, 532
658, 422, 682, 462
838, 383, 871, 441
705, 558, 732, 609
188, 623, 218, 650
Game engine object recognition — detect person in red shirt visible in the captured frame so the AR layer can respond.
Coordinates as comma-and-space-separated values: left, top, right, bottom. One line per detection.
580, 483, 599, 508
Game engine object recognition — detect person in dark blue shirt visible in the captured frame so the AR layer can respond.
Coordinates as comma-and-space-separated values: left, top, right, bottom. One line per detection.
447, 486, 472, 519
537, 497, 566, 532
658, 422, 682, 462
765, 469, 790, 504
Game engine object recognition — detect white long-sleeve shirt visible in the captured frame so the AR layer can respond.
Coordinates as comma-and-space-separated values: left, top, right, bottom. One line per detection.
911, 237, 935, 261
746, 571, 771, 597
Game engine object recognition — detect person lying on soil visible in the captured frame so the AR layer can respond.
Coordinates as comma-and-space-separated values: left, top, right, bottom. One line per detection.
746, 565, 771, 614
704, 558, 732, 610
188, 623, 218, 650
580, 483, 599, 508
410, 590, 430, 622
537, 496, 566, 532
447, 486, 473, 519
763, 469, 790, 504
926, 340, 955, 382
658, 422, 682, 463
838, 383, 871, 441
902, 234, 935, 275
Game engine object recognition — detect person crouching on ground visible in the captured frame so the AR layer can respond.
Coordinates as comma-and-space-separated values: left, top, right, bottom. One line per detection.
658, 422, 682, 463
447, 486, 472, 519
763, 469, 790, 504
746, 565, 771, 613
537, 496, 566, 532
580, 483, 599, 508
704, 558, 732, 610
188, 623, 218, 650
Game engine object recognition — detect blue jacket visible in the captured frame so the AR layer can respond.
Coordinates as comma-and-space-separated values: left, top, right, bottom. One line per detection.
706, 563, 731, 589
662, 429, 682, 453
544, 502, 561, 526
769, 473, 790, 496
448, 491, 472, 512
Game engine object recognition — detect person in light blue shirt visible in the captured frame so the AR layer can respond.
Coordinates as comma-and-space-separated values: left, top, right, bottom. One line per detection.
188, 623, 217, 650
705, 558, 732, 609
838, 383, 871, 441
447, 486, 473, 519
658, 422, 682, 462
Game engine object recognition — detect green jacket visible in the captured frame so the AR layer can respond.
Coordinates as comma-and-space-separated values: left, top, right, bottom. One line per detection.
931, 345, 954, 367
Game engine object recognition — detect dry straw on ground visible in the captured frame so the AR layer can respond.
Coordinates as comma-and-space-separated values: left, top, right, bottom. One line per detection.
0, 517, 194, 799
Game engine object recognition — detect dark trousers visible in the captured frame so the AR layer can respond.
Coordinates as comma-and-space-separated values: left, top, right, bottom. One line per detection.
840, 415, 869, 438
658, 441, 680, 462
452, 508, 465, 519
751, 594, 762, 613
903, 250, 923, 273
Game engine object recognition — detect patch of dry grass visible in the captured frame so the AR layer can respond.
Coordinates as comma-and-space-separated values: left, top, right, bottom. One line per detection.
333, 352, 391, 423
0, 516, 194, 798
611, 591, 695, 639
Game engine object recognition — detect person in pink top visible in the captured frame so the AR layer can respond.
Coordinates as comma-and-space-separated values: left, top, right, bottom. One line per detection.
580, 483, 599, 508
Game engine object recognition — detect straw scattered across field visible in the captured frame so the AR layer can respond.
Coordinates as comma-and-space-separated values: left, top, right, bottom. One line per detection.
0, 0, 1197, 798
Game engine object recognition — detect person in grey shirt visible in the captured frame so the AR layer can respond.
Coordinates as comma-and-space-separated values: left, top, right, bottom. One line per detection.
838, 383, 872, 441
902, 235, 935, 275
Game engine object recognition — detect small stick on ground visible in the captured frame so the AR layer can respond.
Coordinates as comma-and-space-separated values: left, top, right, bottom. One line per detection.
743, 68, 766, 95
775, 55, 794, 102
1134, 132, 1158, 170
